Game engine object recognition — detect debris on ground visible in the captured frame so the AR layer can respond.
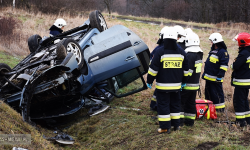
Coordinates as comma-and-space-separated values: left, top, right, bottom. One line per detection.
43, 132, 75, 145
88, 104, 110, 116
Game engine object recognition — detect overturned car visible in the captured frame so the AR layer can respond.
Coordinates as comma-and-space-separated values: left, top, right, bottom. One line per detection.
0, 11, 150, 123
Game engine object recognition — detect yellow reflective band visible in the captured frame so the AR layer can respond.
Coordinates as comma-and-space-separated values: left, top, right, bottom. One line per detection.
158, 118, 171, 121
151, 98, 156, 102
246, 60, 250, 63
171, 116, 180, 119
184, 73, 189, 76
206, 105, 210, 119
245, 114, 250, 118
156, 85, 181, 90
183, 86, 199, 90
148, 70, 157, 76
233, 81, 250, 86
215, 105, 225, 109
236, 115, 245, 119
180, 115, 184, 118
204, 76, 216, 81
195, 63, 202, 73
161, 57, 184, 62
209, 57, 219, 63
188, 72, 193, 76
220, 67, 228, 71
184, 116, 196, 120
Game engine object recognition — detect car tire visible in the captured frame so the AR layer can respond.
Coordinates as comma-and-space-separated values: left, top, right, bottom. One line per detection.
0, 63, 11, 87
61, 38, 84, 69
89, 10, 108, 32
56, 43, 67, 60
28, 34, 42, 53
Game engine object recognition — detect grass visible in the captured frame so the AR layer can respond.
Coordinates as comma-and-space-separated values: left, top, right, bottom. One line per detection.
0, 51, 21, 68
0, 7, 250, 149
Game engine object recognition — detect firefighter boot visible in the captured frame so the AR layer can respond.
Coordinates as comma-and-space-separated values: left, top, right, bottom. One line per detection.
158, 128, 171, 134
174, 126, 181, 131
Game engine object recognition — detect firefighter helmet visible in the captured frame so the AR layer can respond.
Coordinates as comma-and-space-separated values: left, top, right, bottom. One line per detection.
233, 32, 250, 47
185, 28, 193, 37
54, 18, 67, 29
209, 33, 223, 44
174, 25, 185, 42
185, 32, 200, 47
159, 26, 168, 38
163, 27, 177, 40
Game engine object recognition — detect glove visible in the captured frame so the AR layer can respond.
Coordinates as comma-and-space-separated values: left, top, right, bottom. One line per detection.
147, 83, 152, 89
181, 83, 186, 91
216, 78, 222, 82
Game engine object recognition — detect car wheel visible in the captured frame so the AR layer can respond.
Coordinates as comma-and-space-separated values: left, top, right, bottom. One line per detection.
61, 38, 84, 69
56, 43, 67, 60
0, 63, 11, 87
89, 10, 108, 32
28, 34, 42, 53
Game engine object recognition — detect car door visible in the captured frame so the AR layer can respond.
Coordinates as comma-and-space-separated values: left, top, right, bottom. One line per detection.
82, 31, 148, 97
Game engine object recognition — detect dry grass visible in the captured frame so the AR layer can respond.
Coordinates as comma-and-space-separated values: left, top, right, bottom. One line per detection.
1, 7, 250, 149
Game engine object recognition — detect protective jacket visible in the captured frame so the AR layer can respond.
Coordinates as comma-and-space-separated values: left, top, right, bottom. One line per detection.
183, 46, 203, 90
150, 43, 164, 60
178, 41, 186, 50
202, 47, 229, 82
49, 25, 63, 36
147, 39, 189, 92
231, 46, 250, 88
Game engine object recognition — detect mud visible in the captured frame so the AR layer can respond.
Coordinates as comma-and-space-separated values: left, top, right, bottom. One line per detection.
195, 142, 219, 150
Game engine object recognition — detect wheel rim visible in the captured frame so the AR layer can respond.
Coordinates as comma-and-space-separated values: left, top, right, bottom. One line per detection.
66, 42, 82, 65
98, 14, 108, 31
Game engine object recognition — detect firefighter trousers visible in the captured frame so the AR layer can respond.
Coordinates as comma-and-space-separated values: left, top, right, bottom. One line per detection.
180, 90, 197, 126
205, 81, 225, 112
156, 90, 181, 129
233, 87, 250, 126
150, 90, 157, 111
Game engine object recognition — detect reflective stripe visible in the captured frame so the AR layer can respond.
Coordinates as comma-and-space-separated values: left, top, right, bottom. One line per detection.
156, 82, 181, 90
209, 54, 219, 63
245, 111, 250, 115
158, 115, 171, 121
184, 70, 189, 76
246, 114, 250, 118
170, 113, 181, 119
195, 60, 203, 64
184, 116, 196, 120
180, 112, 184, 118
246, 56, 250, 63
235, 112, 245, 116
204, 74, 223, 82
220, 65, 228, 71
161, 54, 184, 60
148, 67, 158, 76
184, 113, 196, 120
188, 69, 193, 76
151, 97, 156, 101
236, 115, 245, 119
153, 95, 156, 99
210, 54, 218, 59
183, 83, 199, 90
215, 103, 225, 109
233, 78, 250, 86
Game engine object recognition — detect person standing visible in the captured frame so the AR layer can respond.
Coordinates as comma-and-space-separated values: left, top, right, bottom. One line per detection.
231, 32, 250, 127
149, 26, 168, 111
181, 32, 203, 126
174, 25, 186, 50
49, 18, 67, 36
202, 33, 229, 112
147, 27, 189, 133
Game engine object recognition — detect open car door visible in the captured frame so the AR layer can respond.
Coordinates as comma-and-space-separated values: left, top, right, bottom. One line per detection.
82, 25, 150, 98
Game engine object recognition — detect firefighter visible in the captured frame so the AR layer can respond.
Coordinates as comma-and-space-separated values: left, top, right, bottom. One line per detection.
49, 18, 67, 36
147, 27, 189, 133
180, 32, 203, 126
202, 33, 229, 112
231, 32, 250, 127
149, 26, 168, 111
174, 25, 186, 50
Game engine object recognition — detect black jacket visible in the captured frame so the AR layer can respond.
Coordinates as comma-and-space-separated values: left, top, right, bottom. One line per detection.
147, 39, 189, 92
202, 47, 229, 82
49, 25, 63, 36
231, 46, 250, 88
183, 47, 203, 90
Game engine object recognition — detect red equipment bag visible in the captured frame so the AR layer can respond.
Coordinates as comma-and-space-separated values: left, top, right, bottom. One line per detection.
196, 99, 217, 119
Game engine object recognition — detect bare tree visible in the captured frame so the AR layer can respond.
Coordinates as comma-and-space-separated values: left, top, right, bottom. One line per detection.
103, 0, 114, 14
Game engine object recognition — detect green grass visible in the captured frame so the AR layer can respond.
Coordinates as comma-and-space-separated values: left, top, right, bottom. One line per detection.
0, 51, 20, 68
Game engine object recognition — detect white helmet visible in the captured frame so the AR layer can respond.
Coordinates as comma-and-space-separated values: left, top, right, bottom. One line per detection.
184, 28, 193, 37
174, 25, 185, 36
54, 18, 67, 29
159, 26, 168, 38
163, 27, 177, 40
185, 32, 200, 47
209, 33, 223, 44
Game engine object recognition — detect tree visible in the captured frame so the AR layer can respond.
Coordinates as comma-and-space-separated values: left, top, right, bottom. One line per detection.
103, 0, 114, 14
